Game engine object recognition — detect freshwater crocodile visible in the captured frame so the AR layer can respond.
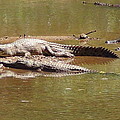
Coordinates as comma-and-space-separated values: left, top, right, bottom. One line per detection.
0, 55, 96, 73
83, 1, 120, 8
1, 55, 119, 79
115, 47, 120, 51
0, 38, 119, 58
105, 39, 120, 44
73, 30, 97, 40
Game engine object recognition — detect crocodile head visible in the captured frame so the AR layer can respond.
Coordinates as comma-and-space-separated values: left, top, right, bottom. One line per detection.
0, 45, 7, 56
115, 47, 120, 51
79, 33, 88, 39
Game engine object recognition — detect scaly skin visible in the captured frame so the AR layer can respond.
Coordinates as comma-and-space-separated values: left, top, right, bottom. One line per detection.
0, 38, 74, 57
83, 1, 120, 8
105, 39, 120, 44
0, 55, 96, 73
115, 47, 120, 51
93, 2, 120, 8
0, 38, 119, 58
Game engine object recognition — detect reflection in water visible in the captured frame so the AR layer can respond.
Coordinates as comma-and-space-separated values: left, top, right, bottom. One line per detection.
0, 56, 118, 79
0, 0, 120, 120
0, 68, 120, 120
0, 69, 89, 79
0, 55, 118, 79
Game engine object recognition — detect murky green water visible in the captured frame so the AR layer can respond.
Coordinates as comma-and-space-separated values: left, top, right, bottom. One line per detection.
0, 0, 120, 120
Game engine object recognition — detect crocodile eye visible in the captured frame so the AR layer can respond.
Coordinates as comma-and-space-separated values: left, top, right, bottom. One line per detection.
0, 48, 4, 52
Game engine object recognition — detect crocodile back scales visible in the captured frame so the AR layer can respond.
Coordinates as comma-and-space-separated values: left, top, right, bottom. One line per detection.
3, 38, 118, 58
48, 42, 119, 58
0, 55, 96, 73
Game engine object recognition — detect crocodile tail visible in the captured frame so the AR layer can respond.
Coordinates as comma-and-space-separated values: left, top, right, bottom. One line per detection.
63, 45, 119, 58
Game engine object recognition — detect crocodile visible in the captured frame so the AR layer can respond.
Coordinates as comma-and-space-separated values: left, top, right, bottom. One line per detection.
83, 1, 120, 8
105, 38, 120, 44
115, 47, 120, 51
0, 55, 96, 73
0, 38, 119, 58
0, 55, 119, 79
73, 30, 97, 40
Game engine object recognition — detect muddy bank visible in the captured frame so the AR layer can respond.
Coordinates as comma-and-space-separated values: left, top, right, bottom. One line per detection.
0, 35, 75, 44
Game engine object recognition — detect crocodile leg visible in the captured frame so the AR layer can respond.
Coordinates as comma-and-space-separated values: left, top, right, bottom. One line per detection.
0, 38, 119, 58
0, 55, 96, 73
47, 41, 119, 58
45, 45, 74, 57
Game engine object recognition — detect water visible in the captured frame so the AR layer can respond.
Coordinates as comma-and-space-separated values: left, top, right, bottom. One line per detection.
0, 0, 120, 120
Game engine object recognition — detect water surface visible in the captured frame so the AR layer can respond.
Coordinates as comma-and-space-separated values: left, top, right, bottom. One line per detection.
0, 0, 120, 120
